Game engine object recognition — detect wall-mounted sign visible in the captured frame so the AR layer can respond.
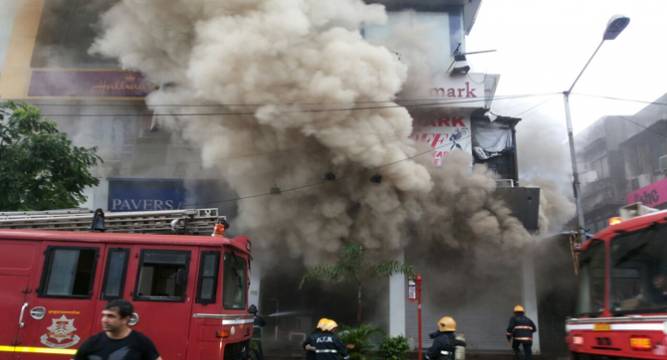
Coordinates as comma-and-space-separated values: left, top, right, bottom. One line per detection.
411, 115, 472, 166
626, 178, 667, 208
28, 70, 153, 97
428, 73, 494, 108
108, 178, 185, 212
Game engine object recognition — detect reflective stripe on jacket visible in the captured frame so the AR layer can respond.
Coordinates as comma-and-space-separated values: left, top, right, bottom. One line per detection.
426, 331, 466, 360
302, 330, 350, 360
506, 314, 536, 343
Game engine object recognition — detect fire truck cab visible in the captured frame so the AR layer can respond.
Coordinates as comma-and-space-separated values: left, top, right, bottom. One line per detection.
566, 203, 667, 359
0, 209, 253, 360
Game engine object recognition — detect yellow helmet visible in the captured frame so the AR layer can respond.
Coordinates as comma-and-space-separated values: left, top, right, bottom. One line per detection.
322, 319, 338, 332
513, 305, 525, 313
437, 316, 456, 332
316, 318, 330, 330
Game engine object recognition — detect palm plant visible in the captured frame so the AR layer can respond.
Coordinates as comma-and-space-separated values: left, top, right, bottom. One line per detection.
300, 243, 414, 323
337, 324, 382, 360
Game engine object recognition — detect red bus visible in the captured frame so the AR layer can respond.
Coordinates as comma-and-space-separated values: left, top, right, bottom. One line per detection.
0, 228, 253, 360
566, 204, 667, 359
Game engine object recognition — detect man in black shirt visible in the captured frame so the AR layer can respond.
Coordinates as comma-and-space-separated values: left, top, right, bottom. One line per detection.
75, 299, 161, 360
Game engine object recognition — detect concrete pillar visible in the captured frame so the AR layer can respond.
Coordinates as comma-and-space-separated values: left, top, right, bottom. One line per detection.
389, 252, 406, 336
0, 0, 44, 99
0, 0, 20, 68
249, 261, 261, 309
521, 246, 540, 354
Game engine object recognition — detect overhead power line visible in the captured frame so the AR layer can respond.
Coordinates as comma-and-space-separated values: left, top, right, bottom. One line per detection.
34, 93, 557, 118
23, 92, 557, 108
182, 135, 471, 207
577, 93, 667, 107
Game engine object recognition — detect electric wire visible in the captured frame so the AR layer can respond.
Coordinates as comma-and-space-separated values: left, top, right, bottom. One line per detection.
34, 93, 558, 118
181, 135, 471, 207
576, 93, 667, 108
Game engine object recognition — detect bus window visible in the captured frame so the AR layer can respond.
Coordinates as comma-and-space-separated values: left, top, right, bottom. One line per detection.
576, 240, 605, 315
611, 225, 667, 313
196, 251, 220, 304
223, 252, 246, 309
101, 248, 129, 299
135, 250, 190, 302
39, 247, 98, 298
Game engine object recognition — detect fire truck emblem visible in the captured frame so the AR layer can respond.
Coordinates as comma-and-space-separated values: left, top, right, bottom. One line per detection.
40, 315, 80, 348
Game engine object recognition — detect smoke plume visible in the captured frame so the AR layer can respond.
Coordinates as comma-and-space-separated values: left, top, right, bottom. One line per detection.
92, 0, 534, 268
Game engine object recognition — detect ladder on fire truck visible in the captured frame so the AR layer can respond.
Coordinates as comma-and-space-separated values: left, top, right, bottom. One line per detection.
0, 208, 223, 235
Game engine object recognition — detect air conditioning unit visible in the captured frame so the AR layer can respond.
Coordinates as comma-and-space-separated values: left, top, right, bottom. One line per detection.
580, 170, 598, 184
659, 154, 667, 173
638, 173, 652, 188
496, 179, 515, 188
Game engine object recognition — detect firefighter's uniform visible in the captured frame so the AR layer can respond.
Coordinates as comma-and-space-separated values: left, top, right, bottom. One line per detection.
303, 319, 350, 360
506, 305, 536, 360
425, 316, 466, 360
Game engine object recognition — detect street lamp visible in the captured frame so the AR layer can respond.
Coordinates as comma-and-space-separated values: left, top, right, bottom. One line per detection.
564, 15, 630, 241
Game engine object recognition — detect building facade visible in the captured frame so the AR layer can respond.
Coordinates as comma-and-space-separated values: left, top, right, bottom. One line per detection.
621, 95, 667, 210
576, 94, 667, 233
1, 0, 543, 354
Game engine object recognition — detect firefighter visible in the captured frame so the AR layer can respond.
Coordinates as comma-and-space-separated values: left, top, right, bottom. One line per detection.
303, 318, 350, 360
425, 316, 466, 360
248, 304, 265, 360
506, 305, 536, 360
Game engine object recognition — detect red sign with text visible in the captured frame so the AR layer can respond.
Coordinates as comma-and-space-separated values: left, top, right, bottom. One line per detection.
28, 70, 153, 97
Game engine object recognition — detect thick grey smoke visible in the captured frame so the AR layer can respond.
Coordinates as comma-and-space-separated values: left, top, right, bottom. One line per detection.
513, 106, 576, 234
92, 0, 533, 268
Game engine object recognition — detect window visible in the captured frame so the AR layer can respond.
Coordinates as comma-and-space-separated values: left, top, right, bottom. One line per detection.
101, 249, 129, 299
576, 241, 605, 315
610, 225, 667, 313
223, 252, 247, 309
135, 250, 190, 302
362, 11, 453, 69
31, 0, 117, 68
589, 157, 609, 179
196, 251, 220, 304
39, 247, 98, 298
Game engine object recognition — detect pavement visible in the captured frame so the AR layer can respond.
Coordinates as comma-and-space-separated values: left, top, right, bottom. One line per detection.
263, 351, 568, 359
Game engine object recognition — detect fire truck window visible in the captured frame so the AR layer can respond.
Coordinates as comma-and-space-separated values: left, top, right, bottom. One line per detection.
102, 249, 129, 299
576, 241, 604, 315
196, 251, 220, 304
611, 225, 667, 313
223, 253, 247, 309
40, 247, 98, 298
135, 250, 190, 302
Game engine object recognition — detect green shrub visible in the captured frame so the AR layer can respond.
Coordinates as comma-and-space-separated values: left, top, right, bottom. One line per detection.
379, 335, 410, 360
338, 324, 382, 360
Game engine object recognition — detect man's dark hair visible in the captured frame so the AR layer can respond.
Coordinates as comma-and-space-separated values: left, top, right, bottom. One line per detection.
105, 299, 134, 318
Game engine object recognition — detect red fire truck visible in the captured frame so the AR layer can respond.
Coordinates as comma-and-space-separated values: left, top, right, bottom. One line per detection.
566, 203, 667, 359
0, 208, 253, 360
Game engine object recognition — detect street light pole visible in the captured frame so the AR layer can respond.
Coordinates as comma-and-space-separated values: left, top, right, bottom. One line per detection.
564, 15, 630, 242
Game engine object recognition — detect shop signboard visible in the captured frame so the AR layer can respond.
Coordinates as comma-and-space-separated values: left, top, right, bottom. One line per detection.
108, 178, 185, 212
411, 115, 472, 166
626, 178, 667, 208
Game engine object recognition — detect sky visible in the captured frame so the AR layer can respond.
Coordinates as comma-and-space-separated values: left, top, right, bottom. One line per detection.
466, 0, 667, 133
